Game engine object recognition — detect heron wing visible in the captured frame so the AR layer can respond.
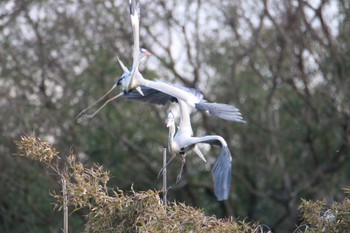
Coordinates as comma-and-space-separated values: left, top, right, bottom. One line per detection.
126, 85, 177, 105
211, 146, 232, 201
170, 82, 203, 101
195, 102, 245, 123
154, 80, 204, 101
129, 0, 140, 71
187, 135, 225, 147
126, 82, 204, 106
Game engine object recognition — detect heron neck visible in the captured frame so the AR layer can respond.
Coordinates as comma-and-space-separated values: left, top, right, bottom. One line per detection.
168, 123, 176, 153
131, 55, 142, 73
178, 100, 193, 134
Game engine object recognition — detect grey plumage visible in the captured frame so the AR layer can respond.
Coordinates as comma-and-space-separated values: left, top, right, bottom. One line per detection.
126, 85, 177, 105
77, 0, 238, 203
126, 83, 245, 123
195, 102, 245, 123
164, 99, 233, 201
126, 82, 203, 104
129, 0, 140, 18
211, 146, 232, 201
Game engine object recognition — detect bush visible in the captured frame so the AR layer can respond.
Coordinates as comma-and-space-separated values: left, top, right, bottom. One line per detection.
15, 135, 263, 232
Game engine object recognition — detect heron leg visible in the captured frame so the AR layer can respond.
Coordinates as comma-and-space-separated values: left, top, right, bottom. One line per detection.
76, 92, 123, 123
76, 84, 116, 120
176, 153, 187, 183
157, 153, 176, 178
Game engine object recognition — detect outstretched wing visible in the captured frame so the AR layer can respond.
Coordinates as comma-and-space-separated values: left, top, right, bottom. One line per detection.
129, 0, 140, 71
126, 82, 203, 106
187, 135, 226, 147
195, 102, 245, 123
211, 146, 232, 201
126, 85, 177, 105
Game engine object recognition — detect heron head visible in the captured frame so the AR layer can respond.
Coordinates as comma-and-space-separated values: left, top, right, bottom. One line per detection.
166, 111, 175, 127
116, 74, 126, 86
116, 56, 131, 89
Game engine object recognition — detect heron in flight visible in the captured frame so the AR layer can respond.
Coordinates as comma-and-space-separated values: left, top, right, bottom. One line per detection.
125, 84, 245, 122
77, 61, 245, 123
77, 0, 245, 124
117, 0, 145, 95
76, 0, 148, 122
164, 99, 233, 201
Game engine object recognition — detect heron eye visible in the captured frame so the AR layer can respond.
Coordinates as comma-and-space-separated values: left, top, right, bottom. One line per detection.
116, 77, 124, 86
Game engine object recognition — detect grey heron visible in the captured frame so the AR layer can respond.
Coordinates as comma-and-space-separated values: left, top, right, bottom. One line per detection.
77, 61, 245, 122
164, 99, 233, 201
117, 0, 145, 95
125, 84, 245, 122
77, 0, 245, 124
75, 48, 151, 122
76, 0, 147, 122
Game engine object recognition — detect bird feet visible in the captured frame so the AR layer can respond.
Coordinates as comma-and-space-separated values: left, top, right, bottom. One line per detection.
157, 155, 176, 178
75, 108, 88, 120
176, 172, 182, 183
176, 154, 186, 183
76, 113, 94, 123
157, 166, 166, 178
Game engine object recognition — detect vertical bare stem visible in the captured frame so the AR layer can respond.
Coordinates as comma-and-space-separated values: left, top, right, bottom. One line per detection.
162, 148, 167, 207
62, 177, 68, 233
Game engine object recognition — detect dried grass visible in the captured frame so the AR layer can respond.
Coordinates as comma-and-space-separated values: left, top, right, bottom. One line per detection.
15, 135, 263, 232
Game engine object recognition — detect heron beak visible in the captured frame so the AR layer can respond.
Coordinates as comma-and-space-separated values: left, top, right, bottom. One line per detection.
143, 50, 152, 57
